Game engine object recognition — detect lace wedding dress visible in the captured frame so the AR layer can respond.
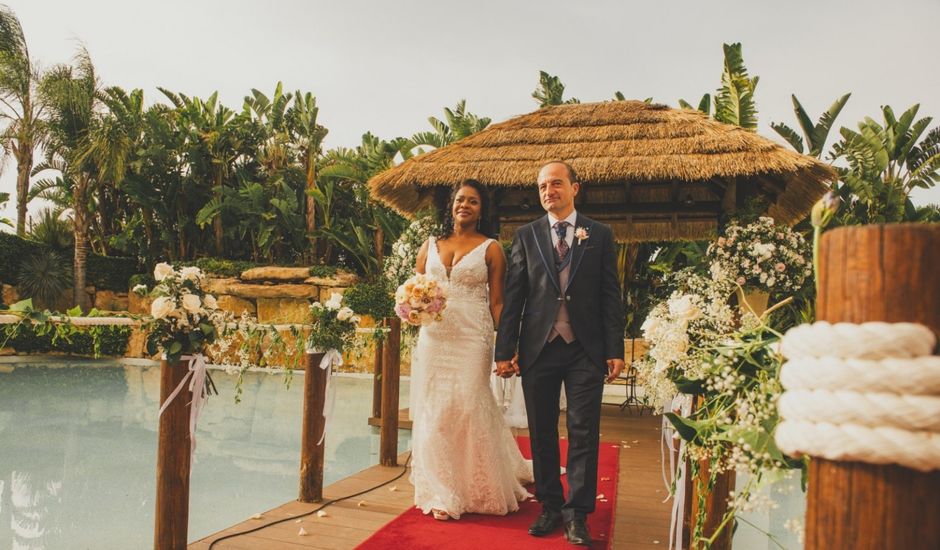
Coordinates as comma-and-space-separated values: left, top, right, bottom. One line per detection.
410, 237, 534, 519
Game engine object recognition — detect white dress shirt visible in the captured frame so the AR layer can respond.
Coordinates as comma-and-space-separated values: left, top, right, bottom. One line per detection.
547, 210, 578, 249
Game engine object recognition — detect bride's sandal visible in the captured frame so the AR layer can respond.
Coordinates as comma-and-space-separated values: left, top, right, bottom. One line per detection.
431, 509, 450, 521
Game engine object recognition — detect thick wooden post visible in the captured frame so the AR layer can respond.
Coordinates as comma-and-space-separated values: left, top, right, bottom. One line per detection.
380, 317, 401, 466
372, 323, 384, 420
299, 351, 328, 503
154, 359, 191, 550
808, 224, 940, 550
681, 396, 735, 550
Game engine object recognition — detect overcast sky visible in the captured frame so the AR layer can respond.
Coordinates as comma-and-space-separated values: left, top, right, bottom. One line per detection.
2, 0, 939, 227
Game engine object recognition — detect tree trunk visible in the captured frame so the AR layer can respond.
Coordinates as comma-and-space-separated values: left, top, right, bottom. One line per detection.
374, 226, 385, 274
213, 170, 223, 257
142, 207, 156, 261
305, 155, 318, 261
15, 143, 32, 237
73, 179, 91, 311
807, 224, 940, 550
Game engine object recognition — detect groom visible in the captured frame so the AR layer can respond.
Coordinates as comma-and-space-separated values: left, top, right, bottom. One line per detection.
495, 161, 625, 546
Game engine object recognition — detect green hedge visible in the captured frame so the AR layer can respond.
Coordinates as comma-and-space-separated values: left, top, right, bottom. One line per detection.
343, 280, 395, 319
4, 323, 132, 356
0, 232, 38, 284
86, 254, 139, 291
174, 258, 258, 278
0, 232, 139, 292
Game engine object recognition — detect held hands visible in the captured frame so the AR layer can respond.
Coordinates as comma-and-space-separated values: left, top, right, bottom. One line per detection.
494, 354, 520, 378
605, 358, 625, 383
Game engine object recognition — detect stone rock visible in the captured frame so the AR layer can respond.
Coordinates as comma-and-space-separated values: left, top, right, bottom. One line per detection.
318, 287, 348, 303
128, 293, 154, 316
2, 284, 19, 306
240, 267, 312, 282
0, 347, 15, 357
202, 277, 240, 295
304, 271, 358, 287
216, 295, 256, 317
125, 328, 150, 358
94, 290, 129, 312
256, 298, 311, 324
204, 279, 319, 300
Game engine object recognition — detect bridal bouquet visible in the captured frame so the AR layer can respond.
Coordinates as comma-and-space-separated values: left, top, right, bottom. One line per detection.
394, 273, 447, 327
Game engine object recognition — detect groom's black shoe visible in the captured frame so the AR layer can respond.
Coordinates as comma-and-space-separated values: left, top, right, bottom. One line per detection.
528, 508, 562, 536
564, 518, 592, 546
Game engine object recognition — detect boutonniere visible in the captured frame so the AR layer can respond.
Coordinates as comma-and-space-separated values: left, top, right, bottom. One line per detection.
574, 226, 590, 244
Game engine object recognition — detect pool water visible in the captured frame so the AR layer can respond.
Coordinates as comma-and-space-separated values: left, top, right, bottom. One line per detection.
0, 360, 411, 549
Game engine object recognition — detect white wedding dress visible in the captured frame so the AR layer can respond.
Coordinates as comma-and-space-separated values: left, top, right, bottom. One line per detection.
410, 237, 534, 519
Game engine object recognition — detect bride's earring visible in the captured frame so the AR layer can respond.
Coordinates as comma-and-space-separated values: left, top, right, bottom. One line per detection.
476, 218, 481, 230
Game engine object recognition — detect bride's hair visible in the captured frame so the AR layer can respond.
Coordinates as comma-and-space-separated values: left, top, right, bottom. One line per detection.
438, 179, 493, 239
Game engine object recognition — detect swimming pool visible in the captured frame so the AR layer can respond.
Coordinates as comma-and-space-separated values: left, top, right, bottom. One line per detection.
0, 359, 411, 549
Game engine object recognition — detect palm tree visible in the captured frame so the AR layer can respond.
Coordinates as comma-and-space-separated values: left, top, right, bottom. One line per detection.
0, 4, 45, 236
77, 86, 145, 254
317, 133, 407, 275
830, 104, 940, 223
771, 93, 851, 157
37, 47, 99, 310
532, 70, 580, 108
409, 99, 491, 152
286, 89, 328, 259
171, 90, 245, 256
679, 43, 758, 130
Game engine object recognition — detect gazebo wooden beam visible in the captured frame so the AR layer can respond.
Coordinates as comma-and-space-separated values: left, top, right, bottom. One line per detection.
500, 201, 722, 217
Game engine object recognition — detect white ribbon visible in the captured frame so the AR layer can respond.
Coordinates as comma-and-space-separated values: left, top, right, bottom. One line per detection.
158, 354, 211, 467
309, 348, 342, 446
662, 393, 692, 550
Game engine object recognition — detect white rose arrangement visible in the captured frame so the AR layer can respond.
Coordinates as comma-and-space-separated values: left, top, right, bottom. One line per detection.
706, 216, 812, 295
136, 262, 231, 363
307, 292, 361, 353
634, 269, 736, 411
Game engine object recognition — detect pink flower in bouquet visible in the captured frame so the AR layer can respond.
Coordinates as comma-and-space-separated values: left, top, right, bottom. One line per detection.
395, 273, 448, 327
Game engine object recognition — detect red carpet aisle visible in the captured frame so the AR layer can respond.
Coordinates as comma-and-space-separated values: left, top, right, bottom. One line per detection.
356, 437, 620, 549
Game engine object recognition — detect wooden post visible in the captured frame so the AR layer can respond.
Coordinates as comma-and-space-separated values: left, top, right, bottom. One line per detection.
154, 359, 191, 550
681, 396, 735, 550
299, 351, 328, 503
380, 317, 401, 466
372, 320, 384, 420
808, 224, 940, 550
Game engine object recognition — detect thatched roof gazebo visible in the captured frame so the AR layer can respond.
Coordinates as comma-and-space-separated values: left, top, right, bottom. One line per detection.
369, 101, 837, 241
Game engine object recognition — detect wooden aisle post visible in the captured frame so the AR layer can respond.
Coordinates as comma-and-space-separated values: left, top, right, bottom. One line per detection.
380, 317, 401, 466
154, 359, 191, 550
372, 321, 384, 420
807, 224, 940, 550
299, 351, 328, 503
681, 397, 735, 550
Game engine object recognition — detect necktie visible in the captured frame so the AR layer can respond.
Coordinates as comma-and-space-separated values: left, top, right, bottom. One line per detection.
554, 221, 570, 268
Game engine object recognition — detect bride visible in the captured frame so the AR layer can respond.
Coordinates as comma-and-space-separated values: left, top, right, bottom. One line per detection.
410, 179, 534, 520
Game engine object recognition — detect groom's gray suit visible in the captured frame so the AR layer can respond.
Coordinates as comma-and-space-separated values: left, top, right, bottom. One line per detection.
495, 211, 624, 522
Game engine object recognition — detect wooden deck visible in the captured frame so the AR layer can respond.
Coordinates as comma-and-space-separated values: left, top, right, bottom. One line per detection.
191, 405, 671, 549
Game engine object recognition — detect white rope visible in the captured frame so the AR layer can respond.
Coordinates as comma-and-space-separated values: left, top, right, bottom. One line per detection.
781, 356, 940, 395
778, 390, 940, 432
780, 321, 935, 360
775, 321, 940, 472
775, 420, 940, 472
0, 314, 139, 326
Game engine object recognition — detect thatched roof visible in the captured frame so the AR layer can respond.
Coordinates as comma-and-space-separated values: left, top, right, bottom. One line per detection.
369, 100, 837, 241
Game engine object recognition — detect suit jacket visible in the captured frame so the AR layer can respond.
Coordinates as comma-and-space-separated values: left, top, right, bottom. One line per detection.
495, 213, 625, 371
